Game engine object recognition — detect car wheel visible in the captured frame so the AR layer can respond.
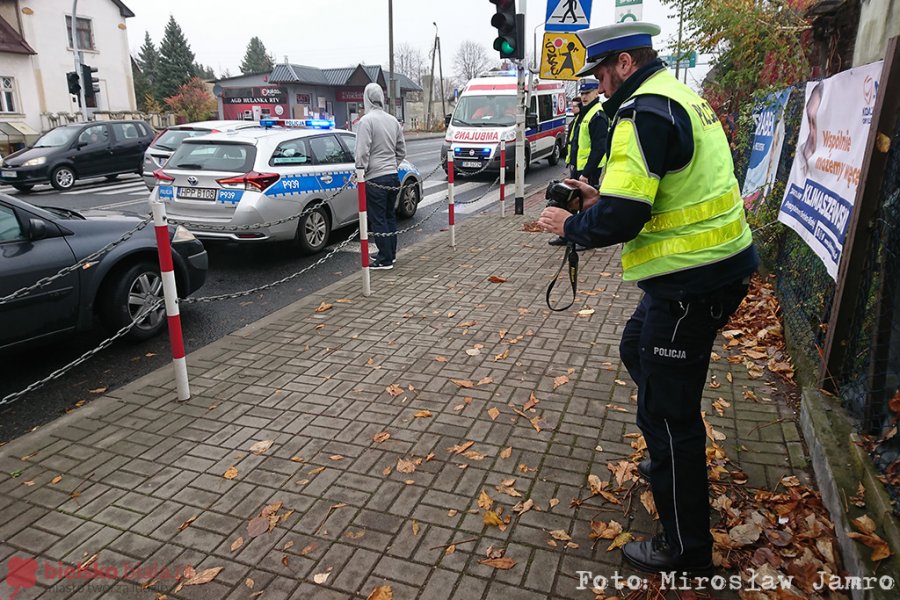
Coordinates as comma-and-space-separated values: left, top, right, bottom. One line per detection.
396, 179, 420, 220
12, 184, 33, 193
548, 140, 561, 166
100, 262, 167, 341
296, 204, 331, 254
50, 166, 76, 191
105, 174, 118, 182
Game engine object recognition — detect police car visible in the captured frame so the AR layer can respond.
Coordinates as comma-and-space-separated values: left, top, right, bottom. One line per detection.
151, 119, 422, 253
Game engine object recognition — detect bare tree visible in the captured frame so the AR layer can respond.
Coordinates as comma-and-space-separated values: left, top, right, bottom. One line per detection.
395, 43, 426, 86
454, 40, 491, 84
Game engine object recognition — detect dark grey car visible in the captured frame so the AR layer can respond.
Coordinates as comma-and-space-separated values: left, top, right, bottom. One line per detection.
0, 194, 208, 351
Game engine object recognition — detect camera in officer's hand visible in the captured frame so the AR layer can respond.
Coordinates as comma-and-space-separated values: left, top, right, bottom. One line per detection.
545, 180, 583, 213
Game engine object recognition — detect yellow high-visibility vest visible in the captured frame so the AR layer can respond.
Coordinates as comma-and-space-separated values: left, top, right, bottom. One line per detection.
576, 101, 606, 171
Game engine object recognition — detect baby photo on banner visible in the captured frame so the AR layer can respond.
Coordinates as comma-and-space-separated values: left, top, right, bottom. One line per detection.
741, 88, 791, 212
778, 61, 883, 280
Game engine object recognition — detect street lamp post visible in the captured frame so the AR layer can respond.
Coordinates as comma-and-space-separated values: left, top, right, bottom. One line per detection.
388, 0, 396, 117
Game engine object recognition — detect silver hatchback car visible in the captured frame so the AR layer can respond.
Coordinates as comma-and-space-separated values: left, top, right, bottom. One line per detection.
142, 120, 259, 190
150, 121, 422, 253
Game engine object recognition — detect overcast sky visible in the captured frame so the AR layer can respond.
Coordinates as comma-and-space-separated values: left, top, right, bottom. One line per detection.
125, 0, 706, 85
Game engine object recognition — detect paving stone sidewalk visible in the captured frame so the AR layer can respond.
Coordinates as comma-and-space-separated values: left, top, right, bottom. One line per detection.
0, 194, 808, 600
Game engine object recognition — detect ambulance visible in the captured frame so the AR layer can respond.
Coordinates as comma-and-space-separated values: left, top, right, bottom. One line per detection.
440, 71, 568, 175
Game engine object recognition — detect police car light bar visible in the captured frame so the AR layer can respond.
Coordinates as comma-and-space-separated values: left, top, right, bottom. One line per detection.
259, 118, 335, 130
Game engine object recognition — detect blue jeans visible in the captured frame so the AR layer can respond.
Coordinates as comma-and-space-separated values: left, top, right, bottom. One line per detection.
367, 174, 400, 263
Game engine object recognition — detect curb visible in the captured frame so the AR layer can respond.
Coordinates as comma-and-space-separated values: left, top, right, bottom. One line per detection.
800, 388, 900, 598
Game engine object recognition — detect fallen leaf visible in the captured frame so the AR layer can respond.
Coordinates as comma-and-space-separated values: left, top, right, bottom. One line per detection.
290, 456, 305, 463
329, 455, 344, 461
466, 348, 481, 356
494, 349, 510, 361
397, 458, 417, 474
549, 498, 559, 509
487, 407, 500, 420
312, 569, 332, 584
411, 520, 420, 536
577, 308, 595, 317
247, 517, 269, 538
435, 355, 449, 363
553, 375, 570, 389
245, 578, 254, 589
181, 566, 222, 588
478, 489, 494, 510
487, 276, 507, 283
450, 378, 474, 388
414, 410, 433, 418
448, 440, 475, 455
88, 387, 108, 394
523, 392, 539, 411
478, 376, 493, 386
178, 515, 198, 531
249, 440, 273, 455
549, 529, 572, 541
590, 520, 623, 540
372, 431, 390, 443
445, 545, 456, 555
640, 490, 657, 517
367, 585, 393, 600
230, 537, 244, 551
480, 557, 516, 569
308, 466, 326, 476
315, 302, 333, 313
729, 523, 762, 546
607, 532, 633, 551
499, 447, 512, 460
512, 498, 534, 515
51, 475, 62, 485
848, 532, 893, 561
300, 543, 317, 556
224, 466, 238, 480
852, 515, 877, 535
281, 555, 289, 567
386, 384, 403, 397
483, 511, 503, 527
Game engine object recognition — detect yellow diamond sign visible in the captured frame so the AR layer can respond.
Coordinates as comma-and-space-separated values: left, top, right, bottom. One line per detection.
540, 32, 585, 81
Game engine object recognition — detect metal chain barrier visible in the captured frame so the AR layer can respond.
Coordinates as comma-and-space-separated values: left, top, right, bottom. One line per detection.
0, 299, 164, 407
0, 215, 153, 306
369, 199, 448, 238
455, 176, 501, 205
183, 230, 361, 304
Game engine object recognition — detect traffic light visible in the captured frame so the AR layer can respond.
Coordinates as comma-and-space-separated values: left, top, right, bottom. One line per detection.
66, 71, 81, 96
81, 64, 100, 106
490, 0, 523, 59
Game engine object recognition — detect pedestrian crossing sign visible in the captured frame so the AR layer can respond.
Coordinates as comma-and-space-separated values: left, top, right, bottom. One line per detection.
540, 32, 586, 81
545, 0, 593, 33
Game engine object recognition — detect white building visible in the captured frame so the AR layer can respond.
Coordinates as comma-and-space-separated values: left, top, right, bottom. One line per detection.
0, 0, 136, 153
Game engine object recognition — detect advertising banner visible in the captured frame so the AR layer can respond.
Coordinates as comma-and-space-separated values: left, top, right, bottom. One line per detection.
742, 88, 791, 211
221, 86, 287, 120
778, 61, 882, 280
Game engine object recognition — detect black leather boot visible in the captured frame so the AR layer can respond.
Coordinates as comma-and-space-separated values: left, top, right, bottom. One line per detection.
622, 534, 713, 575
637, 459, 651, 482
548, 236, 567, 246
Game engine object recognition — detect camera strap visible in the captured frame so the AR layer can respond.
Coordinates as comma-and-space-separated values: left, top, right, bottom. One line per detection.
546, 242, 579, 311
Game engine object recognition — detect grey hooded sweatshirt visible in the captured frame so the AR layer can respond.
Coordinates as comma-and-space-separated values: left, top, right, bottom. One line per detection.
354, 83, 406, 180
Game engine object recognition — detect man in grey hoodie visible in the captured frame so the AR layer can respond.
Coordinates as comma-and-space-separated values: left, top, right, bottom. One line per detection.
355, 82, 407, 270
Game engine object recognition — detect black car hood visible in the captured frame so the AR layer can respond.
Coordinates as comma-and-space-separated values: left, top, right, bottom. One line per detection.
3, 146, 59, 166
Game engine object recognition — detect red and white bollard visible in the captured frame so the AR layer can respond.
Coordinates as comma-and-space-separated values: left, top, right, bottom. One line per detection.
447, 153, 456, 248
499, 141, 506, 218
150, 199, 190, 401
356, 168, 371, 296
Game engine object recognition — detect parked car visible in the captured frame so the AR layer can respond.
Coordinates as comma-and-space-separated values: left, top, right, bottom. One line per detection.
0, 120, 154, 192
142, 120, 260, 190
150, 120, 423, 253
0, 193, 207, 352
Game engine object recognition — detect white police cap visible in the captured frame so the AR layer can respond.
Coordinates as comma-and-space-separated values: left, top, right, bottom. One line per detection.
575, 22, 661, 77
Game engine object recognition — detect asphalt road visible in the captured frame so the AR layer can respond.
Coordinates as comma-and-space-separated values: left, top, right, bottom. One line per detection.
0, 136, 565, 442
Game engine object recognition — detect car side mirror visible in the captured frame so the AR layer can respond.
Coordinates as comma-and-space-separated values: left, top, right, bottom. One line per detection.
75, 141, 87, 150
28, 218, 49, 241
444, 114, 452, 127
526, 113, 538, 129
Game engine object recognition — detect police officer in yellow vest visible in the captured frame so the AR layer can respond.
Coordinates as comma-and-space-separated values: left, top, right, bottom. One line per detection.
550, 79, 608, 246
538, 22, 758, 575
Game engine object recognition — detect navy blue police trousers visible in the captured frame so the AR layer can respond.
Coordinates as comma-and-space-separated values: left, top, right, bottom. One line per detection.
619, 278, 749, 557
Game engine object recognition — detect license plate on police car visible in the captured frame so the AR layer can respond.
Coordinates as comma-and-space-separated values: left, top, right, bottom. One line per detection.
1, 170, 16, 178
177, 187, 216, 200
461, 161, 480, 168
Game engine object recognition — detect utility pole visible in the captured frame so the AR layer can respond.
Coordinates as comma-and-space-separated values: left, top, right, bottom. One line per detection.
675, 0, 684, 80
71, 0, 88, 120
435, 22, 446, 123
426, 28, 437, 128
388, 0, 396, 117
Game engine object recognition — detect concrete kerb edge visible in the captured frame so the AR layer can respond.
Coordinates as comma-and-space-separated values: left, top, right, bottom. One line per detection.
799, 387, 900, 598
0, 187, 548, 458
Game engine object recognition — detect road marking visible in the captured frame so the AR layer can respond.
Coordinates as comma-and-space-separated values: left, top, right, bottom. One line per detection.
96, 184, 148, 196
418, 181, 481, 208
91, 198, 149, 210
65, 181, 146, 195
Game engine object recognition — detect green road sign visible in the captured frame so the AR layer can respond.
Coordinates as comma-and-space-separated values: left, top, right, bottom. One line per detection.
660, 51, 697, 68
